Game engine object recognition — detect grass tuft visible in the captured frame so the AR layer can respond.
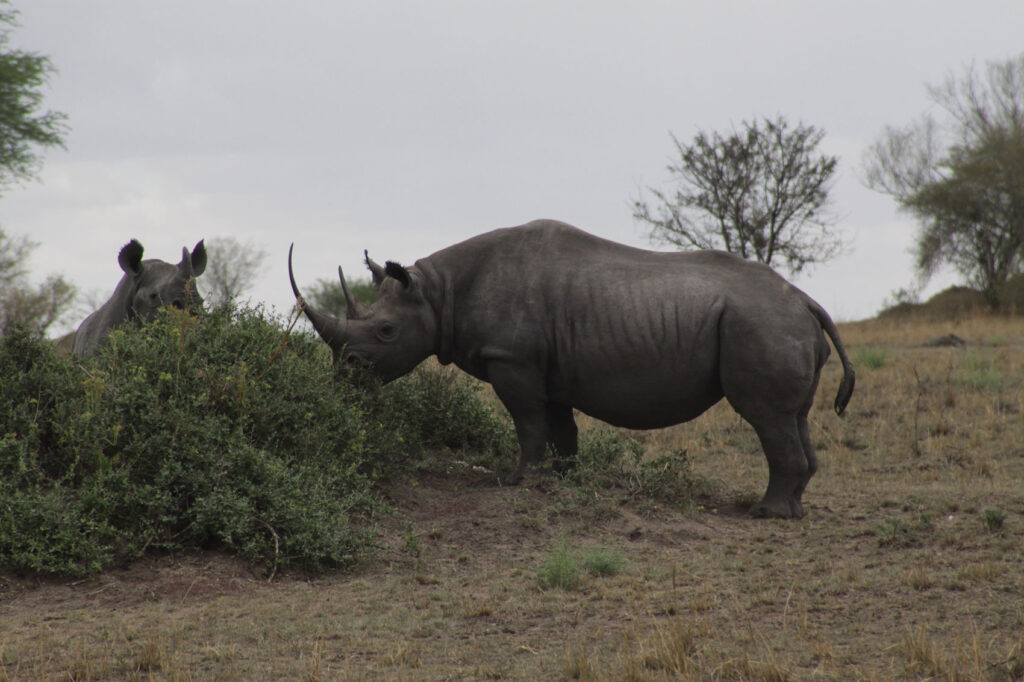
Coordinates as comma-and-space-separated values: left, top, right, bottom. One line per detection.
538, 542, 582, 591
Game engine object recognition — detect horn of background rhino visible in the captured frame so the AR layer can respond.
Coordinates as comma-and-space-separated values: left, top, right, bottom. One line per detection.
179, 246, 193, 279
288, 243, 348, 346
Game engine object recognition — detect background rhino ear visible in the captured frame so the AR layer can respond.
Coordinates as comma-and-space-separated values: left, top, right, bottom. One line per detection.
190, 240, 207, 276
118, 239, 144, 275
364, 250, 387, 287
385, 261, 412, 289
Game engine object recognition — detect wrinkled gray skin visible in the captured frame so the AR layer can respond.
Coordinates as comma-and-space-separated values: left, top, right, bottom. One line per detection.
289, 220, 855, 519
71, 239, 207, 357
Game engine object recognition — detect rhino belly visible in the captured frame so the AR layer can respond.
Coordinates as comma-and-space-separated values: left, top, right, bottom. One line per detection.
560, 368, 723, 430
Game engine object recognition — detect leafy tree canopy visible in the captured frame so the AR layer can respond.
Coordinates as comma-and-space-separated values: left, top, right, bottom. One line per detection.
0, 1, 67, 193
864, 54, 1024, 309
0, 3, 72, 336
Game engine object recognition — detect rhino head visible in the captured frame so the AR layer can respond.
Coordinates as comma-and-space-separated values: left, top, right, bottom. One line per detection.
288, 244, 438, 382
119, 239, 208, 321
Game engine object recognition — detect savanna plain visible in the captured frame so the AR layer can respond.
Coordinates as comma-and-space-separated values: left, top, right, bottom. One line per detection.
2, 313, 1023, 681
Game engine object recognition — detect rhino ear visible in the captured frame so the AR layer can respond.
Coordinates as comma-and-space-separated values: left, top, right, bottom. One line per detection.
385, 261, 412, 289
364, 250, 387, 288
190, 240, 207, 276
118, 239, 144, 276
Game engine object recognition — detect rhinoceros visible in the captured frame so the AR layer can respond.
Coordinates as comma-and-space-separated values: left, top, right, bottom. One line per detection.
70, 239, 207, 357
289, 220, 854, 518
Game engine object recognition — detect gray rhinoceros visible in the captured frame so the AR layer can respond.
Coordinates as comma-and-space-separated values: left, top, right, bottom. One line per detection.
70, 239, 207, 357
289, 220, 854, 518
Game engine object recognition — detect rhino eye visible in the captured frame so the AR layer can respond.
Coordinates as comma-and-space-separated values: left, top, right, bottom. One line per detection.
376, 322, 398, 342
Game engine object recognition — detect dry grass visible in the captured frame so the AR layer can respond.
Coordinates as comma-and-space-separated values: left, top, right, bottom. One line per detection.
2, 314, 1023, 680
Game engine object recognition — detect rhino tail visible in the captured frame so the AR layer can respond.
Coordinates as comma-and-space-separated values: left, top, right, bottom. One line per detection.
807, 299, 855, 416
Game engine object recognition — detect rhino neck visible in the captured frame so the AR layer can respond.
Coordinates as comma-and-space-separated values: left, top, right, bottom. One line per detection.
108, 274, 139, 324
416, 259, 455, 365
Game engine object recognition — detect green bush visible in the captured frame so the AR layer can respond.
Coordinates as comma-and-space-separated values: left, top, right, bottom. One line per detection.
378, 363, 516, 466
981, 508, 1007, 532
537, 542, 626, 590
569, 428, 703, 509
854, 346, 888, 370
537, 541, 581, 590
0, 307, 513, 577
581, 547, 626, 577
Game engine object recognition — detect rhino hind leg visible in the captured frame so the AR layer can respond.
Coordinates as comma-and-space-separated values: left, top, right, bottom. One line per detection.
747, 416, 815, 519
725, 371, 820, 519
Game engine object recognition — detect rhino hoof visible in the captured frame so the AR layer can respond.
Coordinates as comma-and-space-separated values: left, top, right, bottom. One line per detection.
552, 457, 577, 476
503, 469, 524, 486
749, 498, 805, 520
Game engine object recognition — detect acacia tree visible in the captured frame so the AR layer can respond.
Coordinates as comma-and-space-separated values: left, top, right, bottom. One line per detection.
864, 54, 1024, 309
0, 3, 72, 336
198, 236, 269, 308
633, 115, 843, 274
0, 229, 75, 336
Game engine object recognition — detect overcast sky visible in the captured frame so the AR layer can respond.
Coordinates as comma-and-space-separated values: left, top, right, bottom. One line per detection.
4, 1, 1023, 332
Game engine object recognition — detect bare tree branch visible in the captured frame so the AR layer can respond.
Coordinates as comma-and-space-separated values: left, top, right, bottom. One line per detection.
633, 115, 843, 275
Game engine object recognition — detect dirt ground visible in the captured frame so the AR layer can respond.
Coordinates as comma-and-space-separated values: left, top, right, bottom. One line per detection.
2, 454, 1022, 681
3, 317, 1024, 680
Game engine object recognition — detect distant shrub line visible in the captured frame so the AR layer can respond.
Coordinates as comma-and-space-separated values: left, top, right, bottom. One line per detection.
879, 275, 1024, 319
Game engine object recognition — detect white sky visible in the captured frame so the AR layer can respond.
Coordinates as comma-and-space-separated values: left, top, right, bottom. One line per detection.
4, 1, 1023, 332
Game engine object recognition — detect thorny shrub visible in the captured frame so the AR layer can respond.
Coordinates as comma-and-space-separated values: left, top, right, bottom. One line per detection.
0, 306, 513, 577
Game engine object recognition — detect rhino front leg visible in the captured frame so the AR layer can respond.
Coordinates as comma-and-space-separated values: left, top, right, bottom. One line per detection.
547, 403, 578, 475
487, 361, 548, 486
505, 412, 548, 485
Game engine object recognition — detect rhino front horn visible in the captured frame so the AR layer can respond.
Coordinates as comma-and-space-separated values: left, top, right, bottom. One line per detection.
288, 243, 349, 348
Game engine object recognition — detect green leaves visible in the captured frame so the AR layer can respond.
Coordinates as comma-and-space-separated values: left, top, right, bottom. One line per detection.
865, 54, 1024, 309
0, 3, 68, 191
0, 307, 513, 577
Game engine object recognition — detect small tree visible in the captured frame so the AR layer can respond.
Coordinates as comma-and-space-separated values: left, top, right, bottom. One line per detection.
633, 115, 842, 274
199, 236, 268, 308
0, 229, 75, 337
864, 54, 1024, 309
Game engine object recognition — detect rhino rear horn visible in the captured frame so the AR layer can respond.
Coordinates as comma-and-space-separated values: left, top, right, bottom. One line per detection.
288, 243, 349, 347
178, 246, 193, 279
338, 266, 361, 319
365, 250, 387, 287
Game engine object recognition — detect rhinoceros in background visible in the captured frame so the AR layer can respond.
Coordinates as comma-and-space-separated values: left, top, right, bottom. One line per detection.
70, 239, 207, 357
289, 220, 854, 519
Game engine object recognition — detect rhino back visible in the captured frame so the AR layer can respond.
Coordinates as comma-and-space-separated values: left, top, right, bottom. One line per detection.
420, 220, 808, 428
